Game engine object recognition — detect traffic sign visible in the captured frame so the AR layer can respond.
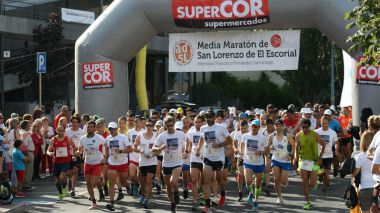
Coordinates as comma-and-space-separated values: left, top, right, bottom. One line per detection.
37, 52, 47, 73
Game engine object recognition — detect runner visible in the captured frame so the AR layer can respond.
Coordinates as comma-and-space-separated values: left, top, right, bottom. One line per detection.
65, 115, 85, 196
268, 119, 295, 204
261, 118, 276, 197
323, 109, 342, 177
233, 120, 249, 202
154, 119, 164, 195
95, 118, 109, 199
79, 120, 106, 209
127, 116, 145, 196
47, 125, 75, 201
293, 118, 325, 210
196, 110, 232, 213
105, 122, 133, 211
152, 116, 187, 213
240, 119, 269, 210
315, 116, 338, 195
179, 117, 191, 200
134, 119, 157, 209
186, 115, 205, 211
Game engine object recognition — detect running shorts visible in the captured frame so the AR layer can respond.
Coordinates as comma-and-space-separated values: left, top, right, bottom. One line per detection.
84, 163, 102, 176
244, 163, 265, 173
271, 160, 292, 171
108, 164, 129, 173
163, 165, 182, 176
139, 165, 157, 177
203, 158, 224, 172
54, 163, 71, 177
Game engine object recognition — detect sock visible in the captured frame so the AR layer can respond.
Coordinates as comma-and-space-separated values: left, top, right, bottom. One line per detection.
248, 184, 254, 194
255, 187, 261, 200
221, 190, 225, 197
118, 188, 122, 193
110, 200, 114, 205
206, 199, 211, 207
98, 188, 104, 196
174, 191, 179, 197
92, 198, 96, 203
61, 181, 67, 189
56, 182, 62, 194
262, 173, 266, 185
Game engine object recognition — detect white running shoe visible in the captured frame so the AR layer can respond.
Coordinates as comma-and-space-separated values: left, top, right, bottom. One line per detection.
276, 197, 284, 205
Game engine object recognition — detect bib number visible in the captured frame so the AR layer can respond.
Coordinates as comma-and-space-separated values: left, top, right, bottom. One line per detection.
86, 149, 97, 161
300, 160, 314, 171
56, 147, 68, 158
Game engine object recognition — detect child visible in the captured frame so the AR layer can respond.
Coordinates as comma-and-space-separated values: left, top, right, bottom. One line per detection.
12, 140, 30, 198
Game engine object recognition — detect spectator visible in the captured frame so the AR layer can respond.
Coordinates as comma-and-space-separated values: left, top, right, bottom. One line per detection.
19, 120, 34, 190
31, 121, 43, 180
54, 106, 70, 130
32, 107, 43, 121
22, 114, 33, 124
6, 118, 21, 174
41, 117, 54, 177
12, 140, 30, 198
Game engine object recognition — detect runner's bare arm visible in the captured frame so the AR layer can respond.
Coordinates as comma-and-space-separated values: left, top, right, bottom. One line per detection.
293, 133, 300, 166
267, 134, 274, 150
240, 140, 244, 158
47, 138, 55, 156
124, 145, 133, 154
218, 135, 232, 148
185, 137, 191, 154
287, 135, 296, 150
316, 134, 325, 159
372, 163, 380, 175
196, 137, 204, 153
134, 135, 142, 153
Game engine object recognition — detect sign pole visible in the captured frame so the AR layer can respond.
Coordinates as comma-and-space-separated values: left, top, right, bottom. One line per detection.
36, 52, 46, 108
39, 73, 42, 108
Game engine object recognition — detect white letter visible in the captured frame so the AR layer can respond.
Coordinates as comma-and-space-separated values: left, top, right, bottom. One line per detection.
250, 0, 264, 16
233, 0, 250, 18
220, 0, 233, 18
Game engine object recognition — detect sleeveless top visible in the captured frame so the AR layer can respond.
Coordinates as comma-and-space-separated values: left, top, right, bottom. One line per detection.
299, 131, 318, 162
272, 132, 291, 163
139, 132, 157, 167
52, 136, 71, 164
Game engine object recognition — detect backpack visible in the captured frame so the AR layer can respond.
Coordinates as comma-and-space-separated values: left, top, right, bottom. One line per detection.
343, 184, 358, 209
339, 157, 355, 178
0, 181, 13, 204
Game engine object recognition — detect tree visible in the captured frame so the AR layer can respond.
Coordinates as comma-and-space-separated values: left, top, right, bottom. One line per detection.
17, 13, 74, 112
346, 0, 380, 65
276, 29, 344, 105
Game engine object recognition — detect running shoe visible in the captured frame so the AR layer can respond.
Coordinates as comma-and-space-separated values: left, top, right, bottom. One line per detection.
15, 191, 26, 198
311, 183, 318, 191
321, 188, 327, 196
88, 202, 97, 210
143, 200, 149, 209
200, 198, 206, 206
57, 193, 63, 201
247, 193, 254, 205
116, 192, 124, 201
70, 190, 75, 197
132, 185, 139, 197
263, 187, 271, 197
174, 192, 180, 205
218, 195, 225, 207
252, 201, 259, 210
98, 193, 105, 202
106, 203, 115, 211
276, 197, 284, 205
170, 203, 176, 213
201, 206, 210, 213
156, 184, 162, 195
303, 201, 312, 210
191, 203, 198, 212
139, 195, 145, 204
62, 188, 68, 198
237, 192, 243, 202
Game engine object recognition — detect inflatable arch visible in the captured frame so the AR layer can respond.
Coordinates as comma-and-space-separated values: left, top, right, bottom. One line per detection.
75, 0, 377, 125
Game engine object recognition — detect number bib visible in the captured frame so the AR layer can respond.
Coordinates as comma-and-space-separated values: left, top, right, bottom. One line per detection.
86, 149, 97, 161
166, 151, 180, 161
245, 152, 259, 162
111, 149, 119, 161
274, 150, 288, 161
299, 160, 314, 171
56, 147, 68, 158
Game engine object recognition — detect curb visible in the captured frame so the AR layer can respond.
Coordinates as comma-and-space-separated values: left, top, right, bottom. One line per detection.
0, 204, 26, 213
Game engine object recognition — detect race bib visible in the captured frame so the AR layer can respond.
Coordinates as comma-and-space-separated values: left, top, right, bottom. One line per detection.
300, 160, 314, 171
274, 150, 288, 160
86, 149, 97, 161
56, 147, 68, 158
166, 151, 180, 161
246, 152, 259, 162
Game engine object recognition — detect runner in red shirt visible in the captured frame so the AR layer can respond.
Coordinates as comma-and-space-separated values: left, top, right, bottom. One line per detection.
47, 124, 75, 201
338, 106, 352, 159
54, 106, 70, 130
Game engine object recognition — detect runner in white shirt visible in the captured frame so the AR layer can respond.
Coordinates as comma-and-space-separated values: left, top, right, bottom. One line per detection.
152, 116, 187, 213
315, 116, 338, 195
196, 110, 232, 213
105, 122, 133, 212
79, 120, 106, 209
233, 120, 249, 202
185, 115, 205, 211
134, 119, 157, 209
65, 115, 85, 197
240, 119, 269, 210
127, 116, 146, 197
267, 119, 295, 205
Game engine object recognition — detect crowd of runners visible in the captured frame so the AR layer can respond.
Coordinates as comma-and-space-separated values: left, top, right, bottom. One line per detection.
1, 103, 380, 212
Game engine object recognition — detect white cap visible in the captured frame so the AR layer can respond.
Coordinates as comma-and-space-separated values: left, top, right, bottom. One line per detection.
324, 109, 333, 116
174, 121, 183, 130
245, 110, 253, 116
303, 108, 313, 114
256, 109, 265, 115
169, 108, 177, 113
156, 120, 163, 126
108, 122, 118, 129
330, 105, 336, 111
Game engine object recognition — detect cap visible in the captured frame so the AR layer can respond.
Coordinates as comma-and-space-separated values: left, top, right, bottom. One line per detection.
177, 107, 184, 114
10, 113, 19, 118
256, 109, 265, 115
156, 120, 163, 126
108, 122, 118, 129
174, 121, 183, 130
161, 108, 168, 113
287, 108, 295, 114
205, 110, 216, 118
245, 110, 253, 116
303, 108, 313, 114
239, 112, 248, 119
288, 104, 296, 110
275, 119, 284, 125
169, 108, 177, 113
324, 109, 333, 116
251, 119, 260, 126
330, 105, 336, 112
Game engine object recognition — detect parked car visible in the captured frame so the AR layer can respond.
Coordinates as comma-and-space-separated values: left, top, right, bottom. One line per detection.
155, 101, 199, 111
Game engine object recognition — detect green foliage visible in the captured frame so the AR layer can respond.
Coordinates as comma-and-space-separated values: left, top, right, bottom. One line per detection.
346, 0, 380, 65
276, 29, 343, 105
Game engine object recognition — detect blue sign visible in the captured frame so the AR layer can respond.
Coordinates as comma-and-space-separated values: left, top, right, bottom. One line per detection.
36, 52, 46, 73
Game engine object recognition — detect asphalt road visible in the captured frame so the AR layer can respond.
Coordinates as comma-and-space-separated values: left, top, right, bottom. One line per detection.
13, 173, 350, 213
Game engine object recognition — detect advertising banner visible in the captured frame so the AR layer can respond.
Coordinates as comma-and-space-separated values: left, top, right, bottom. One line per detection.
169, 30, 300, 72
61, 8, 95, 25
82, 62, 114, 90
172, 0, 270, 29
356, 57, 380, 86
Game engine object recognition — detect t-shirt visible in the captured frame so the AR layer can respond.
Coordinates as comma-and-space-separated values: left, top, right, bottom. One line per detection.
127, 128, 146, 163
139, 132, 157, 167
283, 118, 298, 137
356, 152, 376, 189
241, 133, 267, 166
12, 149, 25, 171
315, 128, 338, 159
80, 133, 106, 165
66, 128, 85, 148
200, 124, 230, 162
369, 131, 380, 150
328, 119, 342, 134
106, 134, 130, 165
372, 145, 380, 182
187, 127, 203, 164
155, 130, 187, 168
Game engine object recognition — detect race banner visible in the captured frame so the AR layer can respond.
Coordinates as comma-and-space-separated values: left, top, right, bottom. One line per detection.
172, 0, 270, 29
82, 62, 114, 90
169, 30, 301, 72
356, 57, 380, 86
61, 8, 95, 25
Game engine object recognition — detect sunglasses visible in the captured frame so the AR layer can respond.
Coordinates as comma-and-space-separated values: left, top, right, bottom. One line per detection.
301, 125, 309, 129
58, 129, 65, 132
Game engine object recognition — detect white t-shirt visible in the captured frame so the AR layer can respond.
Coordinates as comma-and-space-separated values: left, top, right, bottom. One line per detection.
106, 134, 130, 165
355, 152, 376, 189
233, 131, 244, 157
127, 128, 146, 163
272, 134, 291, 163
187, 127, 203, 164
372, 145, 380, 182
80, 133, 106, 165
155, 130, 187, 168
241, 133, 267, 165
201, 124, 229, 162
138, 132, 157, 167
66, 128, 85, 148
369, 131, 380, 150
315, 127, 338, 159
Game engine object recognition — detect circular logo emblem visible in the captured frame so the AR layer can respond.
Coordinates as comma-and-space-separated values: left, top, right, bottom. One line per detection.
271, 34, 282, 48
174, 40, 193, 66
